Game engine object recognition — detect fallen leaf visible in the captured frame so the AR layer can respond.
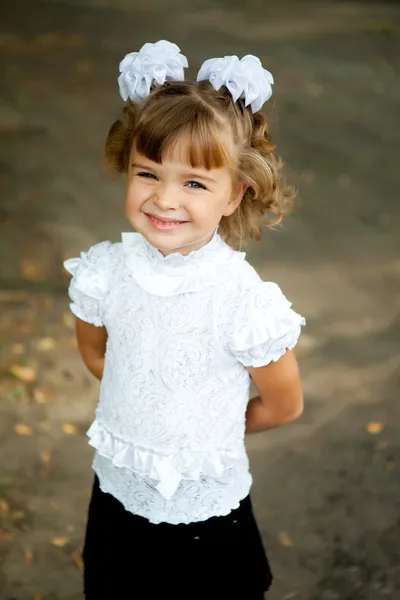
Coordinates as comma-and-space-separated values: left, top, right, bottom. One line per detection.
36, 337, 56, 351
18, 324, 35, 334
11, 343, 26, 355
43, 297, 55, 310
0, 532, 14, 542
49, 501, 59, 511
33, 386, 55, 404
75, 59, 92, 74
71, 547, 84, 570
33, 594, 42, 600
25, 549, 34, 566
40, 449, 52, 465
11, 510, 25, 520
62, 423, 78, 435
337, 174, 352, 189
10, 364, 37, 383
39, 421, 51, 432
0, 33, 25, 52
376, 440, 389, 451
300, 170, 315, 184
278, 531, 294, 547
40, 449, 52, 476
305, 82, 324, 97
51, 536, 69, 547
386, 459, 396, 472
367, 422, 384, 435
20, 259, 45, 282
34, 33, 60, 48
63, 311, 74, 329
14, 423, 34, 436
0, 499, 10, 517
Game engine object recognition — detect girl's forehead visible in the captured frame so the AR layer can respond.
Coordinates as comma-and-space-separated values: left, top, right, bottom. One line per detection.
132, 145, 232, 177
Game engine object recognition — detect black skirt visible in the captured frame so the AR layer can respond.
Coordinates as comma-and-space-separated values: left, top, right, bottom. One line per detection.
83, 476, 273, 600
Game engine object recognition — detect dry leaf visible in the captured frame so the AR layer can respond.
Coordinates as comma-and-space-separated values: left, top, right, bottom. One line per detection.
25, 549, 34, 566
300, 171, 315, 184
43, 297, 55, 310
0, 498, 10, 517
71, 547, 84, 570
367, 422, 384, 435
338, 174, 352, 188
305, 82, 324, 97
376, 440, 389, 451
40, 449, 52, 476
20, 259, 44, 282
14, 423, 34, 436
34, 33, 60, 48
0, 532, 14, 542
49, 501, 59, 511
62, 423, 78, 435
51, 536, 69, 547
63, 311, 74, 329
33, 386, 54, 404
278, 531, 294, 547
75, 59, 92, 74
11, 343, 26, 355
33, 594, 42, 600
36, 337, 56, 351
386, 459, 396, 473
12, 510, 25, 520
39, 421, 51, 432
40, 449, 52, 465
10, 364, 37, 383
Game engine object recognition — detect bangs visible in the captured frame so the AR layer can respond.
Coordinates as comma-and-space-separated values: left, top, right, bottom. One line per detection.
134, 97, 236, 170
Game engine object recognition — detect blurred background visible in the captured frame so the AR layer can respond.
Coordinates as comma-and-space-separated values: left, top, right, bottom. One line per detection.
1, 0, 399, 598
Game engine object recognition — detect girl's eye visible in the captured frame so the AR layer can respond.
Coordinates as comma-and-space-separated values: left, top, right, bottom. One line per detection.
138, 172, 157, 180
186, 181, 206, 190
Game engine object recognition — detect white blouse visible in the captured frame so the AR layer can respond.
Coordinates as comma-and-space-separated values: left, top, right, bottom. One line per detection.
64, 232, 305, 524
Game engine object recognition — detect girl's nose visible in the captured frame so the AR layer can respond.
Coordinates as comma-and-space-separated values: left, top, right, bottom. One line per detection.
153, 185, 180, 212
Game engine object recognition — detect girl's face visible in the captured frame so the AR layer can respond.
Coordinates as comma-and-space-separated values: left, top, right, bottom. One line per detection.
125, 145, 244, 256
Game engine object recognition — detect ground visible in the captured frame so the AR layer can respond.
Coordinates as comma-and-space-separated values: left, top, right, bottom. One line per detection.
0, 0, 400, 598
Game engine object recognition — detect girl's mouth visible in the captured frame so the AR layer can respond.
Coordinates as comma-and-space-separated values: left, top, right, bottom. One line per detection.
144, 213, 189, 231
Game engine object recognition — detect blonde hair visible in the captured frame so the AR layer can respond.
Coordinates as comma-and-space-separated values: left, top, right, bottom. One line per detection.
105, 80, 294, 249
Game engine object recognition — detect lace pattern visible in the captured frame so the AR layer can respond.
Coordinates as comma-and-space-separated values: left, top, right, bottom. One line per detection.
64, 233, 305, 523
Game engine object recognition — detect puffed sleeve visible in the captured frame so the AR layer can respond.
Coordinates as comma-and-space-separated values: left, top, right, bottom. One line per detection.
63, 241, 120, 327
230, 282, 305, 367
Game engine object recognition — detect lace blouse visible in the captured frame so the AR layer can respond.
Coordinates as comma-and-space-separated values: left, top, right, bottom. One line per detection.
64, 232, 305, 524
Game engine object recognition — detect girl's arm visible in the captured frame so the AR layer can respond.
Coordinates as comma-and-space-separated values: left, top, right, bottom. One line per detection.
246, 350, 303, 433
76, 318, 108, 381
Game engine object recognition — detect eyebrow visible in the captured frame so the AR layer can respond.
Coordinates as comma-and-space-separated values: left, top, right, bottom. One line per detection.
131, 162, 217, 184
131, 162, 156, 172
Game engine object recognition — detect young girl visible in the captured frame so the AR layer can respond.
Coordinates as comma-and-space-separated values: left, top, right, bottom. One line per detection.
64, 40, 305, 600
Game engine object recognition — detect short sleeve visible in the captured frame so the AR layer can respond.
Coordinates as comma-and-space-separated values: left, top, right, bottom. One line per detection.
229, 282, 305, 367
63, 241, 122, 327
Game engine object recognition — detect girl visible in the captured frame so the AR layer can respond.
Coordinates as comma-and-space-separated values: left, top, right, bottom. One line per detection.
64, 40, 305, 600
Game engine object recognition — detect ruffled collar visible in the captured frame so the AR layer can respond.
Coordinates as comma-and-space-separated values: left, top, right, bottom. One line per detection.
121, 231, 245, 297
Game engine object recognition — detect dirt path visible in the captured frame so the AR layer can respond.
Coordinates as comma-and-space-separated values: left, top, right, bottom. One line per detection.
1, 1, 400, 598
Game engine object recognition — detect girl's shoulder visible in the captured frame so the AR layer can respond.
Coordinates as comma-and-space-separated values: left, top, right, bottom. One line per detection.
63, 241, 124, 324
220, 258, 305, 367
64, 240, 124, 278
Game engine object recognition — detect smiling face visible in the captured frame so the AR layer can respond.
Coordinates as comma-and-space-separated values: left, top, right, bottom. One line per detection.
126, 143, 244, 255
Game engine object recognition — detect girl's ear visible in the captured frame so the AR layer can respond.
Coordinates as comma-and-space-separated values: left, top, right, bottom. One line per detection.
223, 182, 248, 217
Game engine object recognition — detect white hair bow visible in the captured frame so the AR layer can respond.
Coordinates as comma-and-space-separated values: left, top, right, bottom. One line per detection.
118, 40, 188, 102
197, 54, 274, 113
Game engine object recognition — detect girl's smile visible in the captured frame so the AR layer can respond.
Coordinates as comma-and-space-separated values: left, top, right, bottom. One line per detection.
143, 212, 190, 231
